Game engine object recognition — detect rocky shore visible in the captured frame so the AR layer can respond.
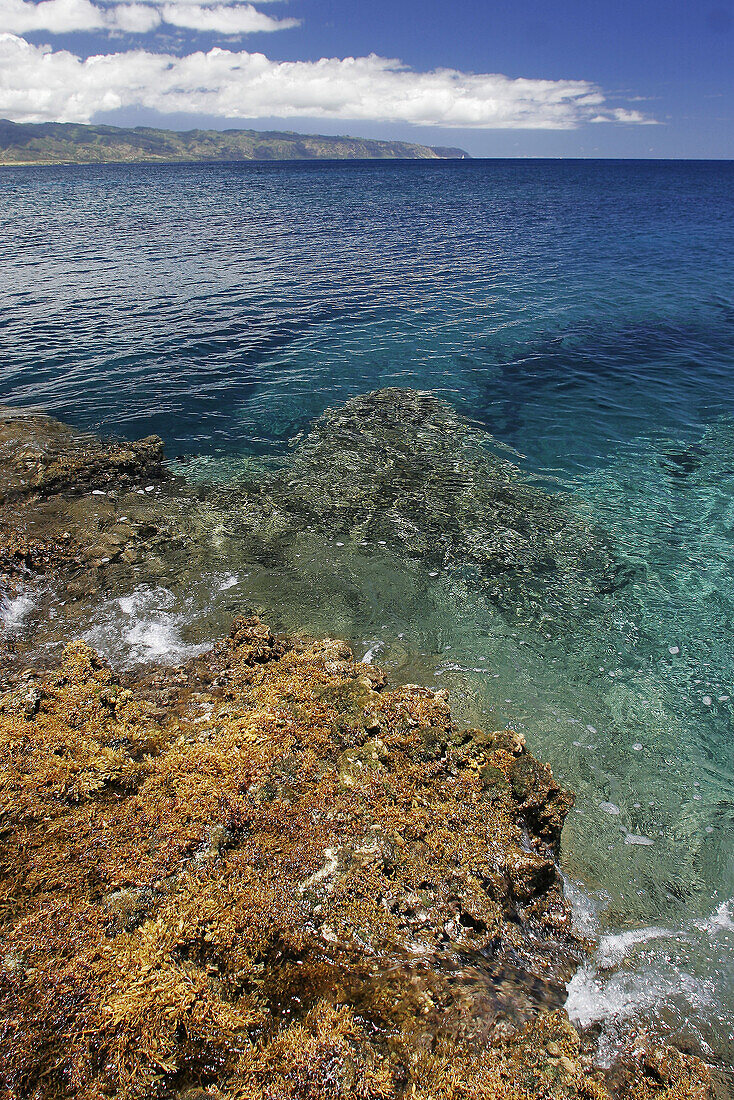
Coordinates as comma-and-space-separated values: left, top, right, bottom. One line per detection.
0, 403, 715, 1099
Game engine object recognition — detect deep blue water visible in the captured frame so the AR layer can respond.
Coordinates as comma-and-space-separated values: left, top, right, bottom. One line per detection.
1, 159, 734, 1067
2, 160, 733, 472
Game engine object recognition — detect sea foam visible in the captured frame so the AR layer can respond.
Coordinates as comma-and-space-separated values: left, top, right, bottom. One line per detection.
566, 895, 734, 1064
0, 589, 36, 633
85, 585, 209, 667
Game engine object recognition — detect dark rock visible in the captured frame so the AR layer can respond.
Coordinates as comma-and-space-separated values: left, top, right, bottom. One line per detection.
0, 406, 166, 504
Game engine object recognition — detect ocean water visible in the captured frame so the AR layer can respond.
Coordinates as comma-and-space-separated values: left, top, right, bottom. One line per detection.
1, 159, 734, 1069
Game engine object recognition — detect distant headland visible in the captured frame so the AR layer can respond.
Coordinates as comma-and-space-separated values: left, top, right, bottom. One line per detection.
0, 119, 471, 165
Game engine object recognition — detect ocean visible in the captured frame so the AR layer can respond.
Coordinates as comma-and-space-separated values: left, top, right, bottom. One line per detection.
1, 158, 733, 1069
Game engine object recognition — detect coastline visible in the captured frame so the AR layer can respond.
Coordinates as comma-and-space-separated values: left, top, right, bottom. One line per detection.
0, 119, 469, 167
0, 405, 717, 1099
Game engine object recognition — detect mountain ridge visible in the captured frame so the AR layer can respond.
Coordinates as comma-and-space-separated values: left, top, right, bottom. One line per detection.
0, 119, 470, 164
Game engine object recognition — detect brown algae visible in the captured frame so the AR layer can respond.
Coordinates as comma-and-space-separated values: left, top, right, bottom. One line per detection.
0, 620, 713, 1099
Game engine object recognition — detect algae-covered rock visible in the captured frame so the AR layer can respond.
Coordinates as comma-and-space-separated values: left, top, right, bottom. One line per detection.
0, 405, 165, 503
0, 618, 712, 1100
0, 407, 172, 617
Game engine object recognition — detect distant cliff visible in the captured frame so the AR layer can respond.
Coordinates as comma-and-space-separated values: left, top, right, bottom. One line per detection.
0, 120, 470, 165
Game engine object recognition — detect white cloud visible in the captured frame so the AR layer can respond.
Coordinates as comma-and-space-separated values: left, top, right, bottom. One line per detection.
0, 0, 106, 32
0, 33, 653, 129
138, 0, 288, 4
0, 0, 298, 34
606, 107, 656, 124
159, 2, 298, 33
113, 4, 161, 32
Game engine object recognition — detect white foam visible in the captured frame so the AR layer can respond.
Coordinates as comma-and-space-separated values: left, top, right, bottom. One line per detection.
596, 926, 674, 968
566, 962, 701, 1032
86, 585, 208, 667
217, 572, 240, 592
0, 589, 36, 633
695, 900, 734, 935
566, 899, 734, 1062
361, 640, 384, 665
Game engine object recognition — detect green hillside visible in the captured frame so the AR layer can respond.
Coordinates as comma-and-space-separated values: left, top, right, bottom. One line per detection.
0, 120, 470, 165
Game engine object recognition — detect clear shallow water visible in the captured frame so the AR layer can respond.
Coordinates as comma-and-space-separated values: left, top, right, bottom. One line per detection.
1, 159, 734, 1068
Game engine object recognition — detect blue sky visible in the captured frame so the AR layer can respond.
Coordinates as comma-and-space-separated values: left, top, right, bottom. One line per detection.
1, 0, 732, 156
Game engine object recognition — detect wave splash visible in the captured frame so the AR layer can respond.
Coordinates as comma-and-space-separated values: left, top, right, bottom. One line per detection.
0, 587, 37, 633
82, 574, 240, 667
566, 894, 734, 1067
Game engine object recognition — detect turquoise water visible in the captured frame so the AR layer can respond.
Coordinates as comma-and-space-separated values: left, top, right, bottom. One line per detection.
1, 159, 733, 1067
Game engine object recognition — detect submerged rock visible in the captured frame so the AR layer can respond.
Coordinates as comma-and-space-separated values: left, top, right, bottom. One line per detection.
0, 618, 712, 1099
231, 388, 628, 626
0, 391, 626, 668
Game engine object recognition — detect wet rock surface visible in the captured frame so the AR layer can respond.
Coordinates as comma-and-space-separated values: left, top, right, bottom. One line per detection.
0, 406, 166, 504
0, 407, 203, 676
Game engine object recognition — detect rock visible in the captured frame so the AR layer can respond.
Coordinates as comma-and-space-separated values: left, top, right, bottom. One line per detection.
510, 752, 575, 848
0, 406, 166, 504
0, 618, 712, 1099
22, 683, 42, 718
506, 848, 556, 902
230, 389, 629, 629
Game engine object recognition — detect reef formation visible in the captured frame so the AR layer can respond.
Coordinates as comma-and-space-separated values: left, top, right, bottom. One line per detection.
0, 400, 715, 1099
0, 388, 628, 663
228, 389, 628, 627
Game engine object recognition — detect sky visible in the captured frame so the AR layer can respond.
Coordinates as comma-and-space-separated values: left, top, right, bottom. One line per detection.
0, 0, 732, 157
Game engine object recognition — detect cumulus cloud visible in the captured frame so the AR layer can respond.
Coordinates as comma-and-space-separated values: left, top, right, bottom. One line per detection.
0, 33, 652, 129
0, 0, 298, 34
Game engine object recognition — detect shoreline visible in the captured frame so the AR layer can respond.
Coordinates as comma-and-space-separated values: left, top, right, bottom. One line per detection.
0, 156, 463, 167
0, 403, 720, 1098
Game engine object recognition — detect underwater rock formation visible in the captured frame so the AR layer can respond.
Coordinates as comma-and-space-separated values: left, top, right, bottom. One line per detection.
0, 618, 712, 1099
0, 391, 627, 658
230, 389, 628, 626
